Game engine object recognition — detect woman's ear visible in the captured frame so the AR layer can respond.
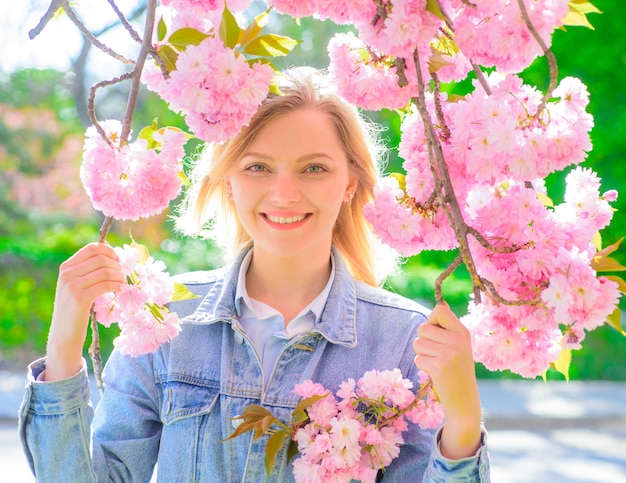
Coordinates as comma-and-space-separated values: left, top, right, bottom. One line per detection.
224, 178, 233, 201
345, 178, 359, 203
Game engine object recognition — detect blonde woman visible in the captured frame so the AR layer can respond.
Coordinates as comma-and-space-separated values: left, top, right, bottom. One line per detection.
20, 68, 489, 482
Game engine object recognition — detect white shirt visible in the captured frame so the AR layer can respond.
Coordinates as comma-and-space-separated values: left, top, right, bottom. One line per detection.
234, 249, 335, 386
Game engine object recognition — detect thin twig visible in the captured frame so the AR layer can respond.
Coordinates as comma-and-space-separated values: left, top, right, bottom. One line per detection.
380, 378, 434, 428
62, 0, 135, 64
467, 226, 530, 254
431, 72, 451, 142
480, 277, 541, 306
107, 0, 143, 44
88, 215, 115, 394
434, 254, 463, 304
470, 60, 492, 96
434, 0, 454, 30
120, 0, 158, 142
29, 0, 65, 39
88, 72, 134, 145
517, 0, 558, 117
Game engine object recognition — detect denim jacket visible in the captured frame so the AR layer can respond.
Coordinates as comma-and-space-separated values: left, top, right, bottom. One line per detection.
19, 248, 490, 482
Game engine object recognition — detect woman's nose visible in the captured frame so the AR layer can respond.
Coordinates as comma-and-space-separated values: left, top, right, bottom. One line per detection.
268, 172, 301, 204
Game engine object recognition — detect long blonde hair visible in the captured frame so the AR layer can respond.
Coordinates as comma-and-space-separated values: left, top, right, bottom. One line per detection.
177, 68, 395, 286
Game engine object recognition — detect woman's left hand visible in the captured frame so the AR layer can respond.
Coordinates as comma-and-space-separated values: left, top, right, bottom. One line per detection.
412, 303, 482, 460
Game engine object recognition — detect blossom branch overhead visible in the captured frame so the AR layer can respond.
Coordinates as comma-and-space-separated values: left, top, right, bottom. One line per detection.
31, 0, 623, 389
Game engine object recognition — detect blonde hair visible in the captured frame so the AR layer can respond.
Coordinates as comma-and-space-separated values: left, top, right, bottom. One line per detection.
177, 67, 396, 286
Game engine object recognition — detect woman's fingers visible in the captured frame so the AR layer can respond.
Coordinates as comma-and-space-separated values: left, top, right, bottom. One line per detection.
45, 243, 125, 381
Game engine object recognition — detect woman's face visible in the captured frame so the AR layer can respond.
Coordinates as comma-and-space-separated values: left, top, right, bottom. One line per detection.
225, 108, 357, 260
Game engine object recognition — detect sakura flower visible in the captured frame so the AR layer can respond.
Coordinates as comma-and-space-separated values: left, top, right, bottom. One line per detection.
94, 244, 184, 357
80, 121, 186, 221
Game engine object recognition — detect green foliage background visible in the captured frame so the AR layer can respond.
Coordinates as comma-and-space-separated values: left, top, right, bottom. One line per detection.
0, 1, 624, 379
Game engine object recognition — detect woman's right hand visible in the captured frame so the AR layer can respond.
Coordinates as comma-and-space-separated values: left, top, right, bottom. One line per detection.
44, 243, 124, 382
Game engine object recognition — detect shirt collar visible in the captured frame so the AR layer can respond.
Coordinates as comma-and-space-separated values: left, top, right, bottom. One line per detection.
234, 248, 335, 325
184, 246, 357, 348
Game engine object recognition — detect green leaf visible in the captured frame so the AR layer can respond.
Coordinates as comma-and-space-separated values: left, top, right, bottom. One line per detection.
291, 393, 328, 419
169, 28, 209, 51
425, 0, 446, 21
591, 255, 626, 272
286, 439, 299, 463
241, 404, 274, 420
563, 10, 595, 29
130, 238, 151, 264
171, 283, 200, 302
551, 348, 571, 382
243, 34, 301, 57
389, 173, 407, 194
223, 419, 257, 441
536, 191, 554, 208
253, 415, 276, 440
157, 44, 179, 72
569, 0, 601, 14
219, 3, 241, 49
137, 118, 160, 149
240, 9, 270, 46
595, 237, 624, 259
264, 430, 288, 477
179, 171, 190, 187
606, 305, 626, 336
157, 16, 167, 42
591, 231, 602, 251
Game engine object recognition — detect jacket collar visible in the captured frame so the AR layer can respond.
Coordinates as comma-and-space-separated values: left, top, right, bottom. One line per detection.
183, 246, 357, 348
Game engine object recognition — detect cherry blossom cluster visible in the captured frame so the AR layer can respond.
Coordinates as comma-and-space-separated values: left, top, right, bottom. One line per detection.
142, 9, 274, 143
363, 67, 619, 376
290, 369, 442, 482
93, 244, 182, 357
80, 119, 186, 221
365, 73, 595, 255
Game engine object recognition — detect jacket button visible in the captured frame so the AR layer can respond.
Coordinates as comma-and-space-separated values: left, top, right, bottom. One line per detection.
234, 332, 244, 345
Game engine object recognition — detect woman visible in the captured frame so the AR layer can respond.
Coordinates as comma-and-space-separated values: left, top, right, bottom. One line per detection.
20, 68, 490, 482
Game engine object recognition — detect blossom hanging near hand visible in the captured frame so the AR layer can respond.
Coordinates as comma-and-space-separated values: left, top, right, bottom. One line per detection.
93, 242, 197, 356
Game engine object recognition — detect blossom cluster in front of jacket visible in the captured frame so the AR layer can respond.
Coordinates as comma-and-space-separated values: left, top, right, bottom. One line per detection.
93, 243, 196, 356
227, 368, 443, 482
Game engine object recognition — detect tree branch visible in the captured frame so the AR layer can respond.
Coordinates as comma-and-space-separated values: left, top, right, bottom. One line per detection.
88, 72, 135, 145
517, 0, 558, 117
29, 0, 65, 40
120, 0, 158, 142
434, 254, 463, 304
107, 0, 144, 44
411, 49, 485, 303
86, 0, 159, 392
51, 0, 136, 64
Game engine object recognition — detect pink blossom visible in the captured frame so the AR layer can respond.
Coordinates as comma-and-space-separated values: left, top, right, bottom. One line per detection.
356, 0, 443, 58
94, 244, 183, 357
453, 0, 570, 73
80, 121, 186, 221
143, 35, 274, 143
293, 380, 328, 398
327, 32, 418, 111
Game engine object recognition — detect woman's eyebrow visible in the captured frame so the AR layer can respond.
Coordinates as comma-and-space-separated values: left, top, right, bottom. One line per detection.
241, 152, 335, 162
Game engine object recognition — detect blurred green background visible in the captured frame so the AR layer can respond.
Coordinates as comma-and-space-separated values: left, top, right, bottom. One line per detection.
1, 1, 624, 380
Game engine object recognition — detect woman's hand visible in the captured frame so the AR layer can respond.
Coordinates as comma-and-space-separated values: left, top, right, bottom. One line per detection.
412, 304, 482, 460
45, 243, 124, 382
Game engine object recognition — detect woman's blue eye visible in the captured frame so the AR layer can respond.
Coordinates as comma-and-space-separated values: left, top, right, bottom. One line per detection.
247, 164, 266, 172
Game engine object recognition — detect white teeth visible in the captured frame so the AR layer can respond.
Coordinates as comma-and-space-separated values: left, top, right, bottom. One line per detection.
266, 214, 307, 224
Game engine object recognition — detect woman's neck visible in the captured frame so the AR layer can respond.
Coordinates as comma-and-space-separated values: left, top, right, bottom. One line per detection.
244, 247, 332, 323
